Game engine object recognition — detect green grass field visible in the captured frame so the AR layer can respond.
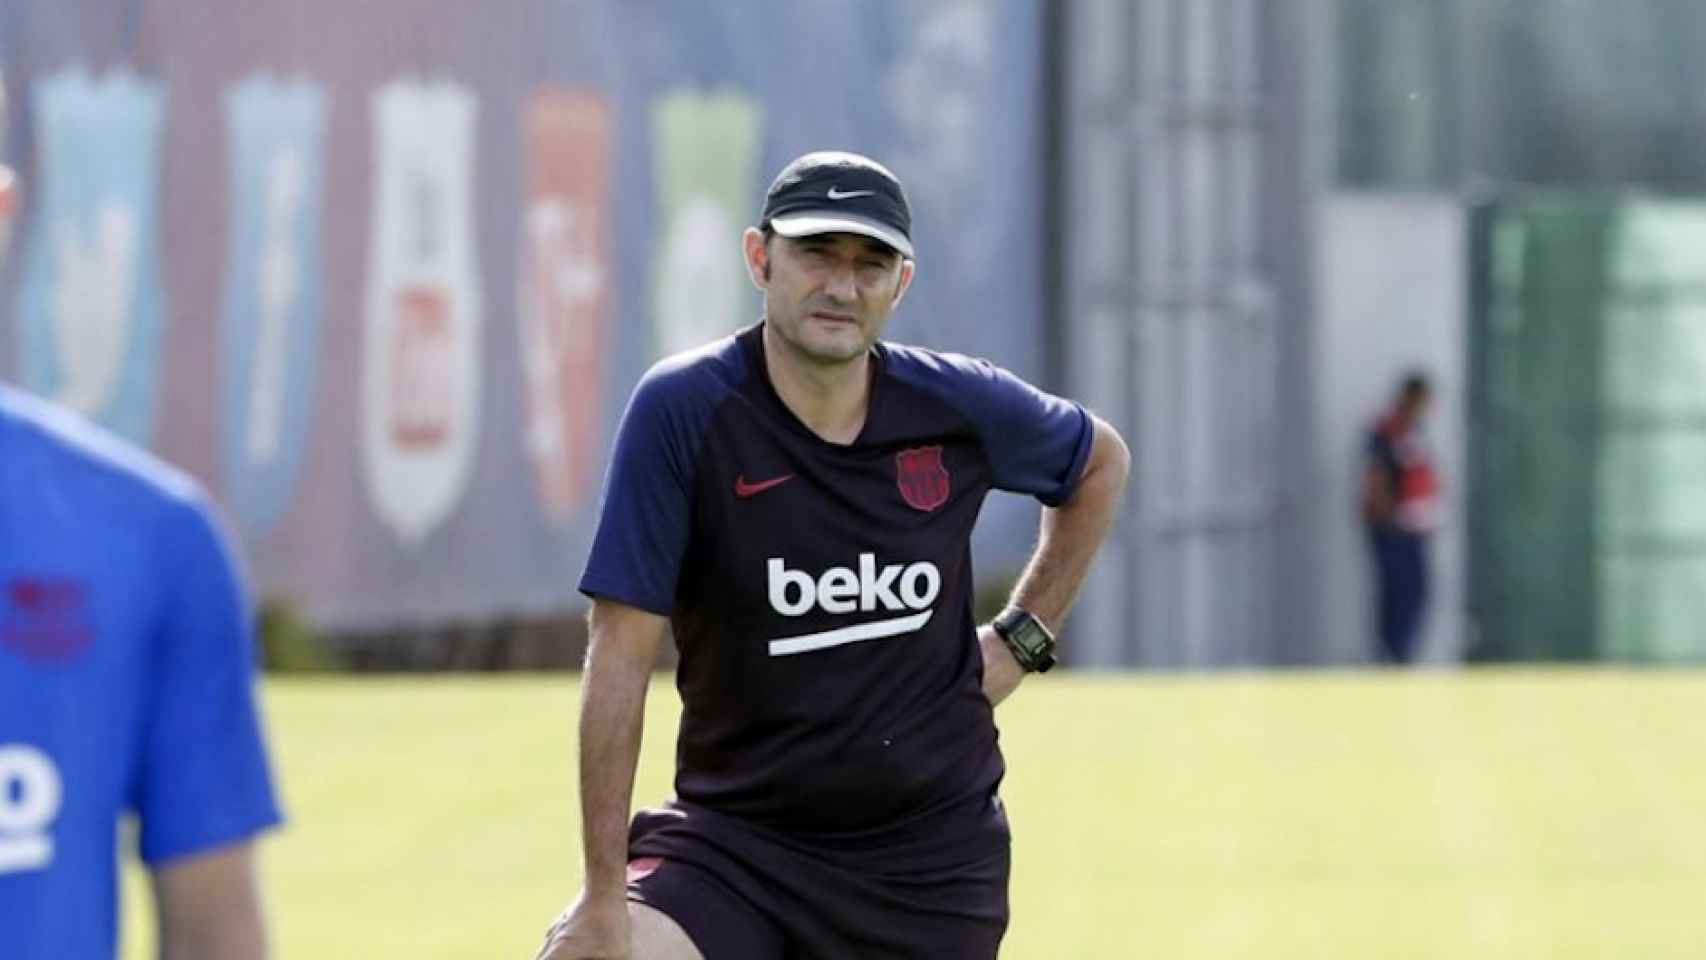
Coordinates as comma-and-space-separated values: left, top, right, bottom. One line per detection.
122, 670, 1706, 958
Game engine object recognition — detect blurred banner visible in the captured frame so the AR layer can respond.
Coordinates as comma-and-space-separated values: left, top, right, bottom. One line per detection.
221, 77, 328, 539
1471, 197, 1706, 663
14, 70, 168, 447
0, 0, 1048, 630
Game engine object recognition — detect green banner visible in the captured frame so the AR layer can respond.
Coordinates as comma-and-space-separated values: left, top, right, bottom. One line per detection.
649, 90, 764, 360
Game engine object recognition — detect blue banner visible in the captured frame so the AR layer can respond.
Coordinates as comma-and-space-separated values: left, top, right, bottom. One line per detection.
220, 77, 329, 538
13, 70, 167, 446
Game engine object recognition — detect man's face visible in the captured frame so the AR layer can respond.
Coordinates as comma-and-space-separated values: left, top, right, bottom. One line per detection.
745, 228, 914, 365
1401, 392, 1431, 425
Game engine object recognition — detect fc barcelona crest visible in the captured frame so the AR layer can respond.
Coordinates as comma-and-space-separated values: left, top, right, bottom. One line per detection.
896, 446, 950, 512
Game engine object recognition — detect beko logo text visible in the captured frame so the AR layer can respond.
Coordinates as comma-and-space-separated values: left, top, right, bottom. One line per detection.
0, 745, 62, 875
765, 555, 940, 656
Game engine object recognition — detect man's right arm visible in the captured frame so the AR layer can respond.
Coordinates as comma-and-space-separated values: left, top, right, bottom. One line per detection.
579, 598, 667, 896
537, 598, 668, 959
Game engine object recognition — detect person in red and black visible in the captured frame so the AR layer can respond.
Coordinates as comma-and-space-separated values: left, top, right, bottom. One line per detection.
1362, 373, 1441, 664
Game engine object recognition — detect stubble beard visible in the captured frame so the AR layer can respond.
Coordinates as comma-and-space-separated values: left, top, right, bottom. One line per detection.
771, 305, 875, 368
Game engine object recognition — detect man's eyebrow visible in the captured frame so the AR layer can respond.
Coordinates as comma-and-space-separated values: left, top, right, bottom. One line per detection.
857, 237, 900, 258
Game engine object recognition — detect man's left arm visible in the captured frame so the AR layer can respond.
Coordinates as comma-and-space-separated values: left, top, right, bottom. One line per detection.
982, 414, 1130, 705
152, 843, 269, 960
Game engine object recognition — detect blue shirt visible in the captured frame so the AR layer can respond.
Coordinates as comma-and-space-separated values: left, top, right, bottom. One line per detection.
580, 324, 1091, 839
0, 385, 281, 959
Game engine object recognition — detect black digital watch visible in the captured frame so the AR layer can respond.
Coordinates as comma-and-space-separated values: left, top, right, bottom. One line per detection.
991, 607, 1057, 673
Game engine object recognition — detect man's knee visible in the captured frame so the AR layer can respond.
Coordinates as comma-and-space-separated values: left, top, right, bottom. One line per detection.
628, 901, 704, 960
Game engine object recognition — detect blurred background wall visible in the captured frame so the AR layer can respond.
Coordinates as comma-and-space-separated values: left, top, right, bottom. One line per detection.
1058, 0, 1311, 667
5, 0, 1706, 667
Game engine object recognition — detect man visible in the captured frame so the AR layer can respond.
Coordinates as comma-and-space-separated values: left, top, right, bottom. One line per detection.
539, 151, 1129, 959
0, 152, 281, 956
1362, 372, 1441, 664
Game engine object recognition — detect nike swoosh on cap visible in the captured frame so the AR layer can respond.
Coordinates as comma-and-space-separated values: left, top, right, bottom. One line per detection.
826, 187, 876, 200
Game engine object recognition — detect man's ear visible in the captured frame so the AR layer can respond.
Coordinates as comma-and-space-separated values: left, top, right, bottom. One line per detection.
743, 227, 770, 291
891, 258, 916, 308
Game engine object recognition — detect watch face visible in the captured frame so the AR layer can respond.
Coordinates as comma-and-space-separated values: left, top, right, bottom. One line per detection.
995, 609, 1055, 671
1012, 619, 1051, 656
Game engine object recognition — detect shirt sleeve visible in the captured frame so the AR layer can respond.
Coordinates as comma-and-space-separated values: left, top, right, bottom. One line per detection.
577, 365, 708, 615
958, 358, 1095, 507
133, 496, 282, 865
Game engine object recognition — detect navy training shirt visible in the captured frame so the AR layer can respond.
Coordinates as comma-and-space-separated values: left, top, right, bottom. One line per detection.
579, 323, 1093, 835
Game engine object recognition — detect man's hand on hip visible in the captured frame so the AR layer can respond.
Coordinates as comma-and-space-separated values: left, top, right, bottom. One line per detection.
979, 624, 1025, 707
536, 890, 630, 960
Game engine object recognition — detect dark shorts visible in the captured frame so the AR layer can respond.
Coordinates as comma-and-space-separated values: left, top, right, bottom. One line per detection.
625, 793, 1011, 960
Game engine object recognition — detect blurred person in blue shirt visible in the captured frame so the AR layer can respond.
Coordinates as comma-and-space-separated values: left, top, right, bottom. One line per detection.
0, 159, 281, 957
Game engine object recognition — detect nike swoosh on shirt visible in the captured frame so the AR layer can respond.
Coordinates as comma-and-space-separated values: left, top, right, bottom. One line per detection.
734, 473, 795, 498
767, 610, 935, 656
826, 187, 875, 200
